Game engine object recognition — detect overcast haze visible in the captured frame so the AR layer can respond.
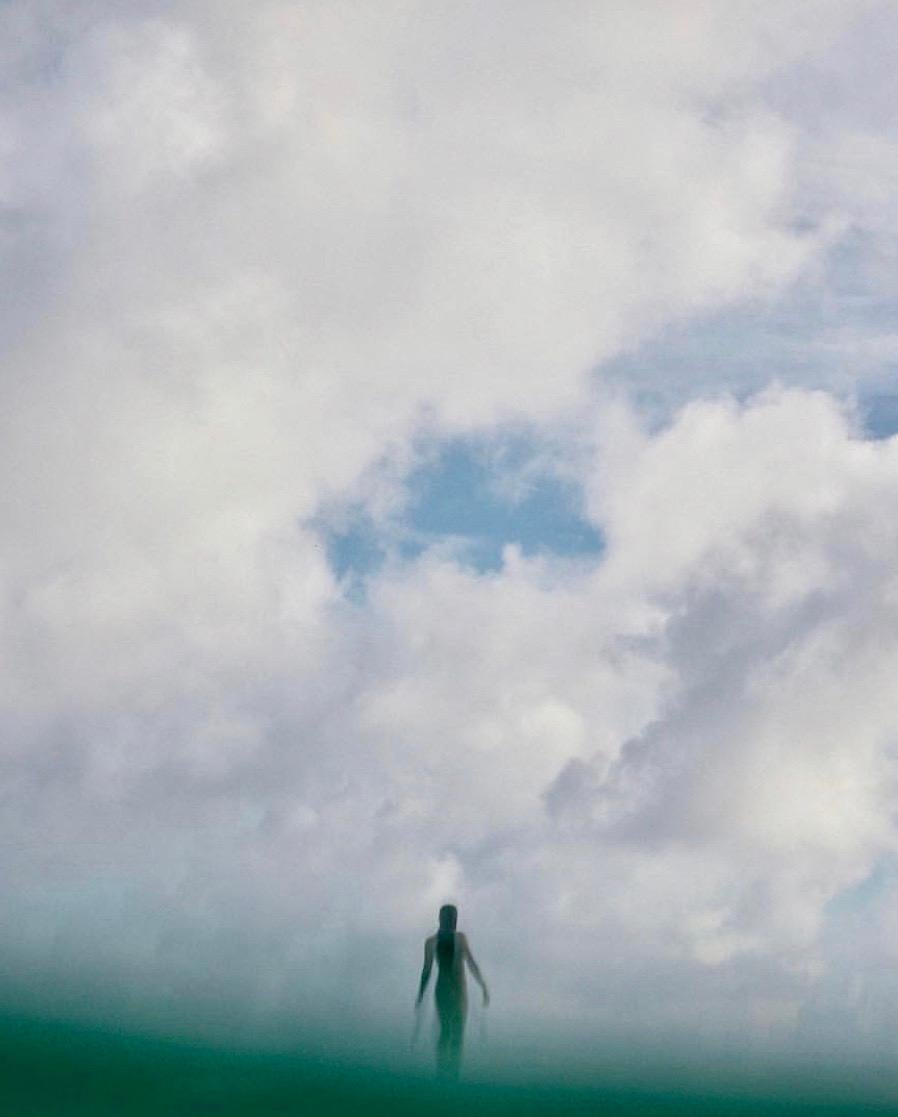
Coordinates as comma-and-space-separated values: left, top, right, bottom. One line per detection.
4, 0, 898, 1061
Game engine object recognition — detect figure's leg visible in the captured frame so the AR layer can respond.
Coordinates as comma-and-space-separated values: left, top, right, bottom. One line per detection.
436, 1032, 451, 1077
451, 1006, 466, 1077
435, 1000, 453, 1078
437, 1003, 465, 1081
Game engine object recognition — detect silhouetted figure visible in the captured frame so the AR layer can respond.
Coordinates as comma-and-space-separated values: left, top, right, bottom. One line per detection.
415, 904, 489, 1080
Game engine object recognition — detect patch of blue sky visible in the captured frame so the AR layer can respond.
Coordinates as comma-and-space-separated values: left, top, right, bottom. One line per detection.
322, 435, 603, 594
861, 394, 898, 439
601, 224, 898, 439
326, 226, 898, 595
824, 859, 890, 922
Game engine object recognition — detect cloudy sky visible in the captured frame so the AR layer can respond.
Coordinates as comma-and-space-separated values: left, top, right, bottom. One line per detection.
4, 0, 898, 1062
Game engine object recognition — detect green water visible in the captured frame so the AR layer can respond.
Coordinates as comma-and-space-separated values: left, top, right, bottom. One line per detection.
3, 1008, 898, 1116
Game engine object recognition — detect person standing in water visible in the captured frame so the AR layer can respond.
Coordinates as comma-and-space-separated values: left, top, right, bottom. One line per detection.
415, 904, 489, 1079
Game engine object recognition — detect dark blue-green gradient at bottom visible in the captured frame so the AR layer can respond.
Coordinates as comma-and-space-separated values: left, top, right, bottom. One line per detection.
4, 1012, 898, 1116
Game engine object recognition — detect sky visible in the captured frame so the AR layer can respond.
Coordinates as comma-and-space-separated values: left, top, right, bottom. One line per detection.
4, 0, 898, 1066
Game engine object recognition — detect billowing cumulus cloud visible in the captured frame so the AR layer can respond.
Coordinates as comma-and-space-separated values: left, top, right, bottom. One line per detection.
2, 0, 898, 1060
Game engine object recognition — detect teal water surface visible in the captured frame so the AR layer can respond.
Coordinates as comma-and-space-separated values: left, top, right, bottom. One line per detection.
3, 1009, 898, 1115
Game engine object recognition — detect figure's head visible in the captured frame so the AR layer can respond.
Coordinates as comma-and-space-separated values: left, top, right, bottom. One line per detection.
438, 904, 458, 932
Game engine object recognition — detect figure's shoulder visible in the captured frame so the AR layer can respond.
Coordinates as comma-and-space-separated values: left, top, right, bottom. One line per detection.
425, 933, 437, 948
456, 931, 469, 947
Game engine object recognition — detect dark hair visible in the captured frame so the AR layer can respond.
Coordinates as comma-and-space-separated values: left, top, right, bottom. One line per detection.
436, 904, 457, 965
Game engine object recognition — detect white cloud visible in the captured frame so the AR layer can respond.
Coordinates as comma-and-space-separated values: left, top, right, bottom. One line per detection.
3, 0, 898, 1060
343, 389, 898, 1044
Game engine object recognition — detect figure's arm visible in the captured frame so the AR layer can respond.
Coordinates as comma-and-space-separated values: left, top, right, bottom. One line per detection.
460, 933, 490, 1006
415, 937, 435, 1007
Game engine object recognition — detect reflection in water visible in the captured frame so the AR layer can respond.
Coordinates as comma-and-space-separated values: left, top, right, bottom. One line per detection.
415, 904, 490, 1079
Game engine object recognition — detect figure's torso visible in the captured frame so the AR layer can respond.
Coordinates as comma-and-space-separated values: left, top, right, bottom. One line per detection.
431, 931, 466, 996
